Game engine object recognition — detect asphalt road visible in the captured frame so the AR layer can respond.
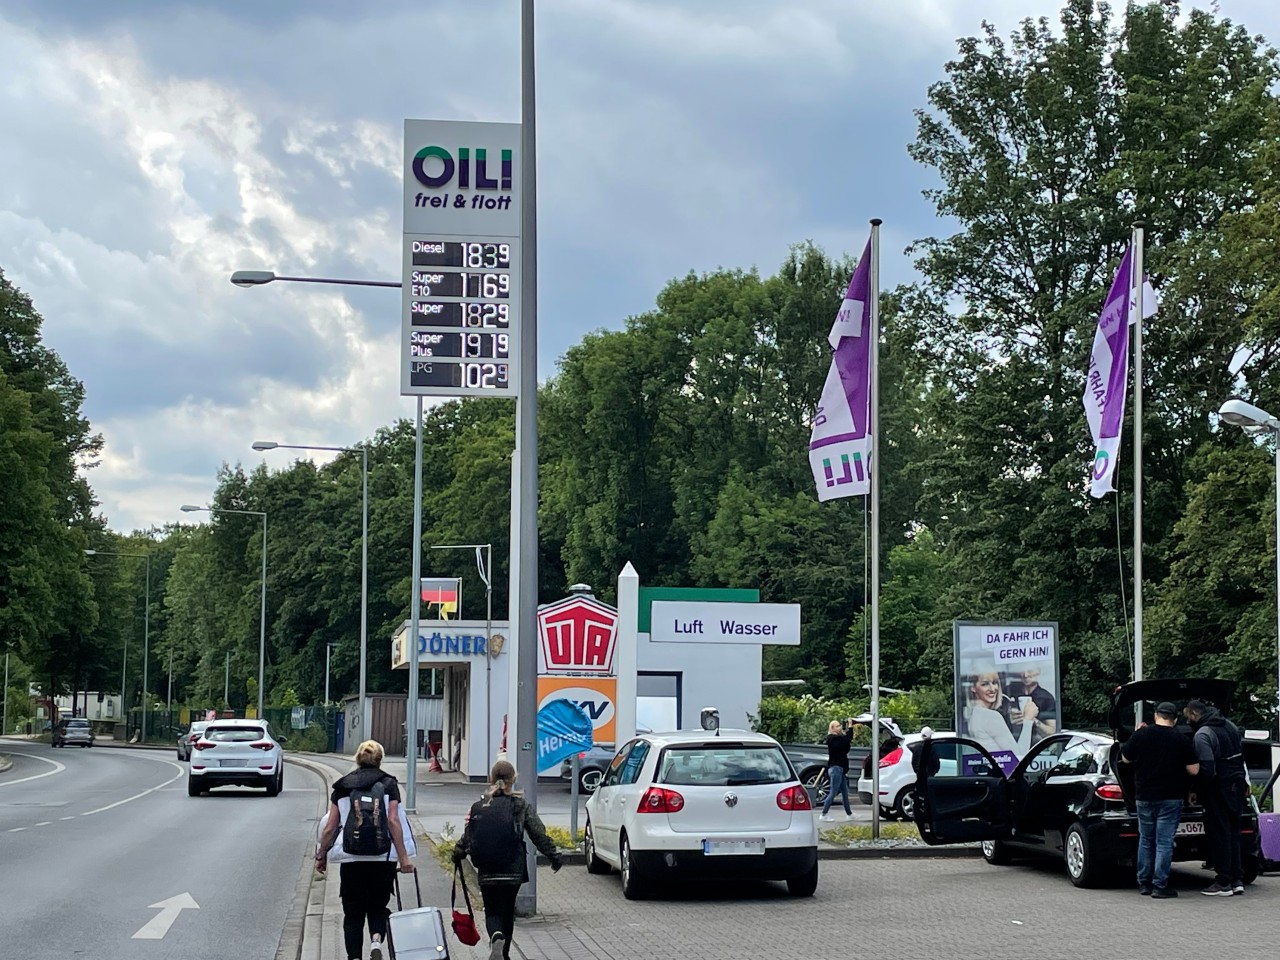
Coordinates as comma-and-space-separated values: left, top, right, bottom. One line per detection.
0, 739, 326, 960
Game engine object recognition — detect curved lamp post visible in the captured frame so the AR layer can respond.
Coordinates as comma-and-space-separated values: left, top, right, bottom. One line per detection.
181, 505, 268, 718
1218, 398, 1280, 740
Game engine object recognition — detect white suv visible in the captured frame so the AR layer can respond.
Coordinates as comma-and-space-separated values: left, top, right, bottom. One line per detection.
857, 731, 956, 820
188, 719, 283, 797
582, 727, 819, 899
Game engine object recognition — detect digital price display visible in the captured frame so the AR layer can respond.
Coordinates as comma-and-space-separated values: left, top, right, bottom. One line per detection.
410, 301, 510, 328
400, 234, 519, 396
408, 361, 511, 390
410, 240, 511, 269
409, 331, 511, 359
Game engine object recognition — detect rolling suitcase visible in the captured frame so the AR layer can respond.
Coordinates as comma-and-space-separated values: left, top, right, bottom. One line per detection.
389, 868, 450, 959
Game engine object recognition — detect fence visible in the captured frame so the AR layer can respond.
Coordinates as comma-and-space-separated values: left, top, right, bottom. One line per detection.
128, 705, 341, 752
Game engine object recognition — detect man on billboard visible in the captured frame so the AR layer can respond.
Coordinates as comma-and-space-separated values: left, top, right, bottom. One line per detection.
1008, 664, 1058, 744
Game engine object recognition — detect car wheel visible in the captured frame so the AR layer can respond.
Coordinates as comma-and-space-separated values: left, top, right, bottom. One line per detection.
803, 767, 830, 804
265, 768, 281, 797
584, 821, 610, 875
580, 767, 604, 795
619, 835, 647, 900
786, 862, 819, 897
981, 839, 1012, 865
1064, 823, 1101, 888
187, 778, 202, 798
1243, 852, 1259, 885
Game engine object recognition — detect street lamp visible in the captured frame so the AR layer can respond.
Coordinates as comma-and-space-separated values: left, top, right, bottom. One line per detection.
326, 643, 335, 705
431, 543, 494, 763
1218, 397, 1280, 740
230, 270, 401, 289
85, 549, 150, 737
181, 505, 269, 719
252, 439, 369, 734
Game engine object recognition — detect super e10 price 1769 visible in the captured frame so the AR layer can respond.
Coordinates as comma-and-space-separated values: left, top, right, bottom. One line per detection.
410, 270, 510, 299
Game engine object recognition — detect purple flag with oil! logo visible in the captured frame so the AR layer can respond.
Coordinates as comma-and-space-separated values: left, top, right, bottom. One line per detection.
808, 236, 872, 501
1082, 246, 1134, 498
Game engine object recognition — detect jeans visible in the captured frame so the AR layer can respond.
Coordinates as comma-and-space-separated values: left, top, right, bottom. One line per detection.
1135, 798, 1183, 890
479, 881, 519, 959
338, 862, 396, 960
821, 765, 851, 816
1204, 777, 1246, 886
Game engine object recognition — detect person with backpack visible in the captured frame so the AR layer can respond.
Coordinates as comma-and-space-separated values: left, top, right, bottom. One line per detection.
1184, 699, 1249, 896
452, 760, 563, 960
315, 740, 415, 960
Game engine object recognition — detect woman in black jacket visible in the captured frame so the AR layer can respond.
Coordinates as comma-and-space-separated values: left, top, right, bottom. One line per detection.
820, 718, 855, 821
453, 760, 562, 960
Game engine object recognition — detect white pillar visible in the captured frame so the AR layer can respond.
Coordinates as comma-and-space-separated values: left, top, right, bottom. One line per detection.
502, 449, 521, 761
614, 563, 640, 745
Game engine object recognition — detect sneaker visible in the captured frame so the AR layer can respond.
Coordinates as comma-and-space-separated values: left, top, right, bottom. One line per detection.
369, 939, 384, 960
1152, 888, 1178, 899
1232, 884, 1245, 895
844, 812, 857, 821
818, 814, 835, 822
1138, 886, 1152, 896
1201, 882, 1234, 896
488, 932, 506, 960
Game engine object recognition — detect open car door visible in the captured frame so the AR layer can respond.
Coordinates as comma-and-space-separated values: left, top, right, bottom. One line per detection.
915, 737, 1014, 845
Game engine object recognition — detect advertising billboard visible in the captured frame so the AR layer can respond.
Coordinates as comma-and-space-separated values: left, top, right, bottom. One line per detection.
953, 621, 1060, 775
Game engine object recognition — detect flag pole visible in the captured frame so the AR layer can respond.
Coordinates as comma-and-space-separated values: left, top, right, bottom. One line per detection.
1131, 223, 1144, 685
869, 218, 882, 839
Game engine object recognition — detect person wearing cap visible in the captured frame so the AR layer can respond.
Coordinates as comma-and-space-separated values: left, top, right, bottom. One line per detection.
1184, 698, 1248, 896
1120, 701, 1199, 898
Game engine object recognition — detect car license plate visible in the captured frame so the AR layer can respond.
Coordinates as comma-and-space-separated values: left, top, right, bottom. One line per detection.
219, 759, 247, 768
1176, 821, 1205, 836
703, 838, 765, 856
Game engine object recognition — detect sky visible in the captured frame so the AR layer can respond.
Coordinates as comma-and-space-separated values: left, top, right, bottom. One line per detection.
2, 0, 1277, 533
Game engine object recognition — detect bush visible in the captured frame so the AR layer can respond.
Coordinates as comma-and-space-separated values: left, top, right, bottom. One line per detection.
752, 690, 954, 743
285, 722, 329, 753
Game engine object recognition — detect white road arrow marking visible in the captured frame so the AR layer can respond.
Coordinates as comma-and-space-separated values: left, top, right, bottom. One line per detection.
132, 892, 199, 939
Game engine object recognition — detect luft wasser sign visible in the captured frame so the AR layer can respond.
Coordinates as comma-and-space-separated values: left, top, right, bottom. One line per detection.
649, 601, 801, 645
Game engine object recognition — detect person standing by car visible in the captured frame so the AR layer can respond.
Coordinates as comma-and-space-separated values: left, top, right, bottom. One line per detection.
1184, 699, 1249, 896
315, 740, 415, 960
452, 760, 562, 960
1120, 701, 1199, 898
819, 718, 855, 822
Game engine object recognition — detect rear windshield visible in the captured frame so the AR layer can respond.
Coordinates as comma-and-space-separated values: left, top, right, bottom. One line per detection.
656, 744, 793, 787
66, 719, 89, 728
205, 726, 265, 742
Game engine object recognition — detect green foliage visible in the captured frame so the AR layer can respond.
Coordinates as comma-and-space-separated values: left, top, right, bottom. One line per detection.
285, 722, 329, 753
277, 687, 301, 708
821, 822, 921, 843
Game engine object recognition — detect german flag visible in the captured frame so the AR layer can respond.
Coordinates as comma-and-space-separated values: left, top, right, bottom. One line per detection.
420, 577, 459, 617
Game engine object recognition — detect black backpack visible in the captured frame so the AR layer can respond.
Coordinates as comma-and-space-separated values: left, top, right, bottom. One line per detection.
343, 779, 392, 857
468, 796, 524, 870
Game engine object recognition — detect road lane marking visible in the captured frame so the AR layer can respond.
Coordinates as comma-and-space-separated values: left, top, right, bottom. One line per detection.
59, 816, 75, 820
80, 758, 185, 816
35, 821, 51, 826
0, 751, 65, 788
7, 827, 25, 832
132, 892, 199, 939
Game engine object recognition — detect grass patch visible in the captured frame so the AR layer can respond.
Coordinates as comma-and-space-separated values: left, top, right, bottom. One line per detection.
821, 822, 921, 843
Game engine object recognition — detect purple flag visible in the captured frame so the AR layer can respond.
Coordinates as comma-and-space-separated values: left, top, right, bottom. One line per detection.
1083, 245, 1133, 497
809, 238, 872, 501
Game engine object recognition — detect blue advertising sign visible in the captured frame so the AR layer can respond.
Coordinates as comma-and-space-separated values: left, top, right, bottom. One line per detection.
536, 698, 594, 774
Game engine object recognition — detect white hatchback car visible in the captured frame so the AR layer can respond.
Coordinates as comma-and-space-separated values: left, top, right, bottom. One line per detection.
582, 728, 819, 899
188, 719, 283, 797
856, 731, 956, 820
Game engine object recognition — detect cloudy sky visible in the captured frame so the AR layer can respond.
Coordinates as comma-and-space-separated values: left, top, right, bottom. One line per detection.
2, 0, 1276, 533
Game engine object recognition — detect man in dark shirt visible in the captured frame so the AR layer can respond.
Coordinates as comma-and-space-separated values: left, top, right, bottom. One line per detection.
1120, 701, 1199, 898
1185, 699, 1248, 896
1008, 665, 1058, 743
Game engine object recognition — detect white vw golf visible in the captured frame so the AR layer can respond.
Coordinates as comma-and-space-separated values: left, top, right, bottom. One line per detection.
582, 720, 819, 899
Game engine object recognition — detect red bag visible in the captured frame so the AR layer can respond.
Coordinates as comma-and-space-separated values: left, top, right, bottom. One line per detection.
451, 866, 481, 946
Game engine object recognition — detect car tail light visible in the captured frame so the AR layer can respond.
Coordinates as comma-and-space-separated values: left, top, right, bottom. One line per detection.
1096, 782, 1124, 801
250, 741, 274, 750
879, 748, 903, 768
777, 785, 812, 811
637, 787, 685, 814
195, 740, 215, 750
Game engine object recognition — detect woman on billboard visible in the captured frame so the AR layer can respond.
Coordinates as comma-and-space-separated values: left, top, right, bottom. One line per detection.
964, 666, 1038, 758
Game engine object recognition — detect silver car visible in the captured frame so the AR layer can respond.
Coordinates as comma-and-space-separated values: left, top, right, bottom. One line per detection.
52, 718, 94, 748
177, 721, 210, 761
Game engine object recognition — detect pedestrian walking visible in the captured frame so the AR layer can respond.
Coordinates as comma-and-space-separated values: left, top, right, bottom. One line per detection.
452, 760, 563, 960
1119, 701, 1199, 898
315, 740, 415, 960
819, 718, 855, 821
1184, 699, 1249, 896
